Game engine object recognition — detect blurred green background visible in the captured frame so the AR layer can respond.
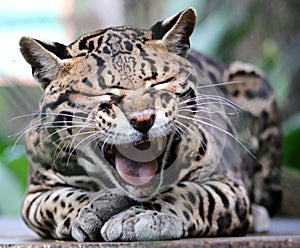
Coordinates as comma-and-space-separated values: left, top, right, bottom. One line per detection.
0, 0, 299, 216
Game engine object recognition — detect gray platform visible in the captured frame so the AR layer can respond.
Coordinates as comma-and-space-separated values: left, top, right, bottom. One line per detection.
0, 217, 300, 247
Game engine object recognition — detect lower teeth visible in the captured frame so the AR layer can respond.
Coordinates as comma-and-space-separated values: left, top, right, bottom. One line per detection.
157, 137, 163, 150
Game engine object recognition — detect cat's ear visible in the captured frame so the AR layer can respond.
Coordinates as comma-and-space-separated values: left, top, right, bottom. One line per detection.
150, 7, 196, 57
19, 37, 71, 89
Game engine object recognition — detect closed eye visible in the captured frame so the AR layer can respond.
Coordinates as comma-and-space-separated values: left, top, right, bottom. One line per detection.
152, 76, 175, 87
151, 77, 177, 91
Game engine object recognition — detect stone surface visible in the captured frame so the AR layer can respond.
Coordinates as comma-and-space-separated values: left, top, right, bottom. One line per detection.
0, 217, 300, 247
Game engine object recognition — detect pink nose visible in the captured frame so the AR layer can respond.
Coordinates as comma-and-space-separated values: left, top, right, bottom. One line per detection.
129, 108, 156, 134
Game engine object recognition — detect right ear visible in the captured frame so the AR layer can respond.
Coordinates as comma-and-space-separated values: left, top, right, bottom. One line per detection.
19, 37, 71, 89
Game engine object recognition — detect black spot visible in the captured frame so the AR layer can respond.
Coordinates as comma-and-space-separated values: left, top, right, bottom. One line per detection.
245, 90, 254, 99
98, 75, 107, 89
217, 213, 232, 234
151, 72, 158, 79
180, 81, 188, 89
163, 66, 169, 72
160, 92, 172, 102
153, 203, 162, 212
229, 70, 246, 79
44, 194, 50, 202
99, 102, 112, 110
82, 77, 93, 87
197, 192, 205, 222
256, 87, 269, 99
198, 145, 206, 156
63, 217, 71, 229
232, 89, 240, 97
220, 86, 228, 95
254, 163, 263, 173
41, 90, 75, 118
66, 191, 74, 198
188, 223, 196, 235
182, 210, 190, 221
76, 194, 89, 203
88, 40, 94, 52
46, 210, 54, 220
91, 54, 105, 67
187, 192, 196, 205
53, 195, 59, 202
124, 41, 133, 51
168, 208, 177, 216
78, 30, 106, 51
233, 182, 239, 188
68, 208, 74, 214
61, 201, 66, 208
209, 184, 229, 208
178, 182, 186, 188
202, 226, 210, 236
136, 43, 145, 52
206, 189, 215, 226
208, 72, 217, 82
163, 195, 176, 204
235, 199, 247, 221
103, 46, 111, 54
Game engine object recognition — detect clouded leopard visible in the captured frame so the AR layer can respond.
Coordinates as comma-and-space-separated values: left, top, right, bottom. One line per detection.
19, 8, 281, 241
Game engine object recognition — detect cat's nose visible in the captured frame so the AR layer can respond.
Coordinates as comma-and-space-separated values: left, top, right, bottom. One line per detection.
129, 108, 156, 134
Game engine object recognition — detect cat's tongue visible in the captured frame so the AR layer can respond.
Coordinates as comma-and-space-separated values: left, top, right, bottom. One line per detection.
115, 145, 158, 186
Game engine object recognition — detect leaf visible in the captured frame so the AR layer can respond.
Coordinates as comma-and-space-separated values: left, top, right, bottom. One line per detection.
283, 113, 300, 170
0, 162, 23, 215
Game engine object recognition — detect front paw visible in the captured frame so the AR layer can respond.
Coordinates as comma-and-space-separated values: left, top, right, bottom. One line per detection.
101, 207, 183, 241
71, 189, 132, 241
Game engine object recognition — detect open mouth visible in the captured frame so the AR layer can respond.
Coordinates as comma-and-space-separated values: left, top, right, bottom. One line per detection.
102, 135, 179, 188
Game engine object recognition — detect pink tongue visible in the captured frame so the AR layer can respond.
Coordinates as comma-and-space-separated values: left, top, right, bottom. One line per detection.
115, 149, 158, 186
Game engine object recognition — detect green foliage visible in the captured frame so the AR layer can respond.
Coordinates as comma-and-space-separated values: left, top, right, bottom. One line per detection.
254, 39, 290, 109
283, 113, 300, 170
0, 144, 28, 190
0, 143, 27, 215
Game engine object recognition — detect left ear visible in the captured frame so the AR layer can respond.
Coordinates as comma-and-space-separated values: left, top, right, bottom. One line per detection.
150, 7, 196, 57
19, 37, 70, 89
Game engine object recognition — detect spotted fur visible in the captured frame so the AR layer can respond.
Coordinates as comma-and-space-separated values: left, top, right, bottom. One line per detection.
19, 8, 281, 241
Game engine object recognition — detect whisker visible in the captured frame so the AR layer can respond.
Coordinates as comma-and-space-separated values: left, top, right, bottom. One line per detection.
10, 111, 93, 123
100, 134, 113, 158
174, 120, 208, 151
33, 124, 98, 149
10, 117, 98, 145
174, 119, 202, 142
197, 80, 244, 89
170, 123, 184, 137
9, 112, 39, 123
177, 114, 255, 158
66, 132, 104, 166
9, 112, 96, 146
51, 128, 105, 165
181, 105, 238, 116
178, 94, 239, 109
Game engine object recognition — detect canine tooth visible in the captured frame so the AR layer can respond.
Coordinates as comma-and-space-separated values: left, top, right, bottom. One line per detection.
120, 143, 128, 148
157, 137, 163, 150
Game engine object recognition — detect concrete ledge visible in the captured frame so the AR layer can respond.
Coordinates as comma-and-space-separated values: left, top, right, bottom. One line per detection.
1, 217, 300, 247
